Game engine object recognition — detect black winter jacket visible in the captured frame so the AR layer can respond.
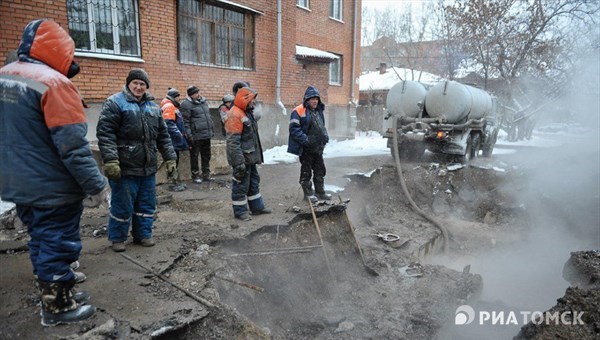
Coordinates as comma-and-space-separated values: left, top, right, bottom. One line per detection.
97, 87, 176, 176
180, 96, 214, 141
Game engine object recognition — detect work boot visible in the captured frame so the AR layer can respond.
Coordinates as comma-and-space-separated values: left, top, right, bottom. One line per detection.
72, 271, 86, 284
252, 208, 272, 215
34, 277, 89, 304
133, 238, 155, 247
301, 181, 318, 203
192, 171, 202, 183
39, 280, 95, 326
168, 183, 186, 192
235, 212, 252, 221
314, 180, 332, 201
111, 242, 126, 252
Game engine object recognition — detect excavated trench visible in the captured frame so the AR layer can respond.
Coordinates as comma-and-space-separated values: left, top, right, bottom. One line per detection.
210, 208, 373, 338
153, 163, 514, 339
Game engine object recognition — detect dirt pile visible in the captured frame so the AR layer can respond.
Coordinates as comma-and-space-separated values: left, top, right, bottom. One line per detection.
514, 250, 600, 340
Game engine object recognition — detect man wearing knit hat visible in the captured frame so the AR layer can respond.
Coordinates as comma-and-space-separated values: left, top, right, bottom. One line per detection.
180, 85, 214, 183
97, 68, 177, 252
161, 88, 188, 192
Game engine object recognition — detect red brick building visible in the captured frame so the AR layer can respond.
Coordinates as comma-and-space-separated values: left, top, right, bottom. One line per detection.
0, 0, 361, 146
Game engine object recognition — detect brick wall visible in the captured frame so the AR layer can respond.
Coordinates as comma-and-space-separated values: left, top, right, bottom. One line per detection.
1, 0, 361, 144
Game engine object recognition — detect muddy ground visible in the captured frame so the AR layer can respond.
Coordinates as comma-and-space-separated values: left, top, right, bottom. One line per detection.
0, 140, 598, 339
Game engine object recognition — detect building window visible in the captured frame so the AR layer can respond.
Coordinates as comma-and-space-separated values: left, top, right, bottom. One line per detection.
66, 0, 140, 56
329, 0, 342, 21
178, 0, 255, 69
297, 0, 309, 9
329, 54, 342, 85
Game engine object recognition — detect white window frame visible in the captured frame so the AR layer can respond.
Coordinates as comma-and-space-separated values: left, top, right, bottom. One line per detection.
329, 0, 342, 21
329, 54, 342, 85
297, 0, 310, 10
67, 0, 141, 57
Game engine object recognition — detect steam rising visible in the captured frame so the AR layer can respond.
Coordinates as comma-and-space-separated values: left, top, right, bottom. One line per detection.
434, 50, 599, 339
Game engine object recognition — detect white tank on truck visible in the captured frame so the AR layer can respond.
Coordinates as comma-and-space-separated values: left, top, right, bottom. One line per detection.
384, 79, 503, 163
424, 81, 492, 123
386, 80, 428, 118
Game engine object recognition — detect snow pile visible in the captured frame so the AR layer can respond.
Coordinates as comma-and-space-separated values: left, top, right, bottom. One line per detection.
263, 131, 389, 165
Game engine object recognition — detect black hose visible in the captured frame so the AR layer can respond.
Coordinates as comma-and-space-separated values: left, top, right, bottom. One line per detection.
391, 117, 449, 253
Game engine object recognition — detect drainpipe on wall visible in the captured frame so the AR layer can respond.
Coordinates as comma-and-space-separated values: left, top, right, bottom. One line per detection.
275, 0, 286, 115
350, 0, 358, 106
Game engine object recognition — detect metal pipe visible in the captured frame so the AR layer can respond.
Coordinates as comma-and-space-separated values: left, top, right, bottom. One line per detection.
119, 253, 217, 309
350, 0, 358, 103
227, 245, 322, 257
308, 201, 335, 280
275, 0, 286, 114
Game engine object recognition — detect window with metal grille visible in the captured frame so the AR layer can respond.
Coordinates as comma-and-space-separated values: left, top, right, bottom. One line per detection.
329, 0, 342, 21
329, 54, 342, 85
297, 0, 309, 9
178, 0, 254, 69
66, 0, 140, 56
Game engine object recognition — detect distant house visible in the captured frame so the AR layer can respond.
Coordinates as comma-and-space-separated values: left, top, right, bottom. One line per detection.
0, 0, 362, 146
362, 37, 467, 80
358, 63, 442, 106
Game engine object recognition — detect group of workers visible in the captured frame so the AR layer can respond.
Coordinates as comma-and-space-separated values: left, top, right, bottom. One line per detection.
0, 19, 333, 326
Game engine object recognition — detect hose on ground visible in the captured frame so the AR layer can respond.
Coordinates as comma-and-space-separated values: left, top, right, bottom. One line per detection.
392, 117, 449, 253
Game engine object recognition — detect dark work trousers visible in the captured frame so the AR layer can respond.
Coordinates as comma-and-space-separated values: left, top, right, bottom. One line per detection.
190, 139, 211, 177
17, 201, 83, 282
231, 164, 265, 217
108, 175, 156, 243
299, 150, 326, 190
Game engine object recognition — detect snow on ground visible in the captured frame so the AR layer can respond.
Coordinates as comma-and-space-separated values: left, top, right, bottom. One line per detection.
0, 201, 15, 215
263, 131, 389, 165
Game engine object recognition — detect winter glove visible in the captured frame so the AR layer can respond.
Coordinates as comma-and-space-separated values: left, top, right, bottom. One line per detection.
165, 160, 177, 178
232, 164, 246, 183
104, 160, 121, 180
83, 177, 109, 208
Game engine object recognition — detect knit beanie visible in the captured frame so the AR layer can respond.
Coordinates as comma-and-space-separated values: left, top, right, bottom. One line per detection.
222, 94, 234, 103
126, 68, 150, 88
167, 88, 180, 98
187, 85, 200, 96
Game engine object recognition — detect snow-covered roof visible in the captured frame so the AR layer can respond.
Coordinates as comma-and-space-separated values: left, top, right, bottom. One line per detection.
216, 0, 263, 14
359, 67, 443, 92
296, 45, 339, 61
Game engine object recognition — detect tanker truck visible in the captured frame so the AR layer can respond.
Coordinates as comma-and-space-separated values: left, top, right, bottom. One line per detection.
383, 80, 502, 162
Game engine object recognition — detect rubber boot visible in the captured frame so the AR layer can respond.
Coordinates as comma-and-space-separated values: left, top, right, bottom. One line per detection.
301, 181, 318, 203
34, 276, 89, 304
39, 280, 95, 326
314, 179, 332, 201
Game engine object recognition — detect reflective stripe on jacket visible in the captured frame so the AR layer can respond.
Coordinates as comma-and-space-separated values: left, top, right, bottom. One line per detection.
0, 20, 105, 207
97, 88, 176, 176
225, 87, 263, 166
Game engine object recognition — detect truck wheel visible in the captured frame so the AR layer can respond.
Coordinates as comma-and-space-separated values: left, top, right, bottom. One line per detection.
392, 141, 413, 160
482, 128, 498, 157
457, 135, 473, 163
471, 134, 481, 159
408, 143, 426, 161
482, 144, 493, 157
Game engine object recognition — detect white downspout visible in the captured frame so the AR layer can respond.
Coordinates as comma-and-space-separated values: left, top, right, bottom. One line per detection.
275, 0, 286, 114
350, 0, 358, 105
